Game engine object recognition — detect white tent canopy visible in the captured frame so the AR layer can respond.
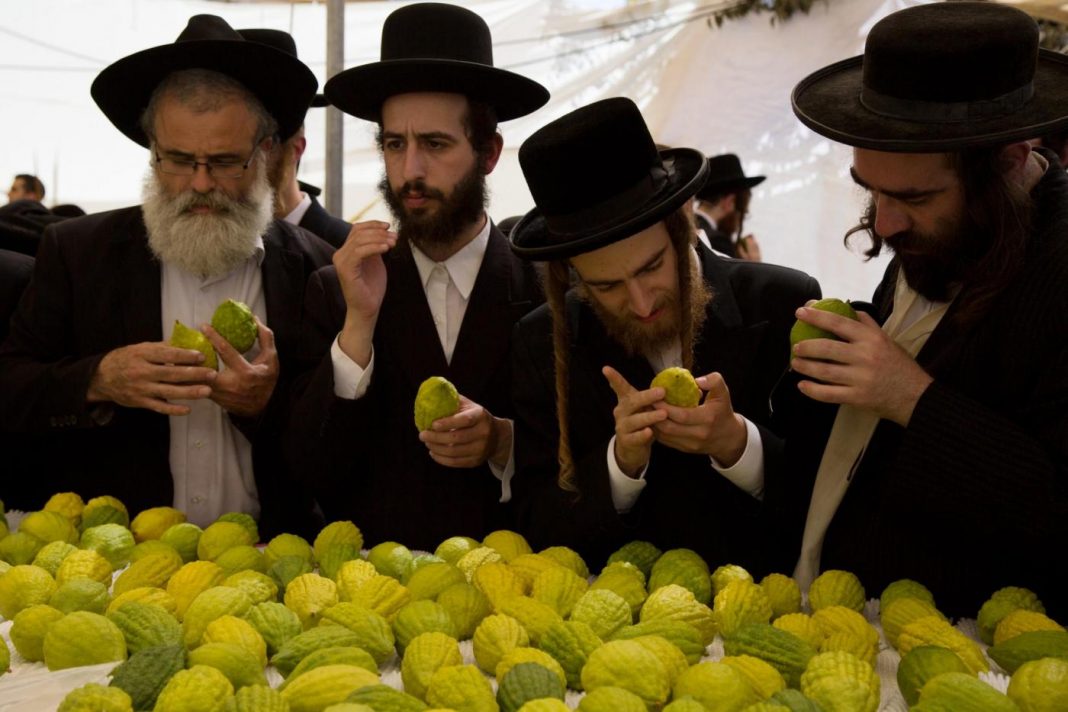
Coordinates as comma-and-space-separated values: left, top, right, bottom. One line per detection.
0, 0, 924, 299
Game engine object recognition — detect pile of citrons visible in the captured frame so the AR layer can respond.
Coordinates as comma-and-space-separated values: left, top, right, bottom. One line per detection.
0, 492, 1064, 712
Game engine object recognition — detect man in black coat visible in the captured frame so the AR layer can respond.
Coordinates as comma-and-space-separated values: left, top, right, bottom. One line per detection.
507, 98, 820, 571
285, 4, 549, 550
769, 2, 1068, 618
0, 16, 333, 536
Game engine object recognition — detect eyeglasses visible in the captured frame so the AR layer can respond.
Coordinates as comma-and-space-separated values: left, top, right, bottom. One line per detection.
154, 146, 261, 179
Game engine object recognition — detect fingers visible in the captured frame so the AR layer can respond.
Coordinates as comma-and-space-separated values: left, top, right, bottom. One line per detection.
794, 305, 867, 341
144, 343, 212, 366
602, 366, 638, 399
249, 318, 278, 367
201, 324, 243, 369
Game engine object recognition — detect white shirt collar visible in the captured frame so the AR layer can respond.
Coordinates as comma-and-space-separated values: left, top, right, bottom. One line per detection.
409, 215, 491, 300
283, 192, 313, 227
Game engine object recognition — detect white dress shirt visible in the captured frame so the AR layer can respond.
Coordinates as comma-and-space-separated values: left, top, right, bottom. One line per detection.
329, 217, 515, 500
607, 247, 765, 512
282, 192, 313, 226
161, 239, 266, 526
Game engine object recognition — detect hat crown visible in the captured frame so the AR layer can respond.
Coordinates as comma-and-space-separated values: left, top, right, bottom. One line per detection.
706, 154, 744, 181
381, 3, 494, 66
519, 97, 661, 217
176, 14, 245, 43
863, 3, 1037, 105
237, 28, 298, 58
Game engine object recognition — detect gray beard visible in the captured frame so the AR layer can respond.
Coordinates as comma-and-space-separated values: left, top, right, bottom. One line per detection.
142, 162, 273, 279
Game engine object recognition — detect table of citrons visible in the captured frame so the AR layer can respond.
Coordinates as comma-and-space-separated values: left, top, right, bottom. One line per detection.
0, 494, 1065, 712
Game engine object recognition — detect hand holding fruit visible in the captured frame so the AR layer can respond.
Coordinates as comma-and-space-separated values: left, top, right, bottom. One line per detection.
416, 377, 510, 469
790, 299, 933, 425
650, 369, 748, 467
602, 365, 668, 478
201, 315, 279, 417
335, 220, 397, 367
86, 340, 216, 416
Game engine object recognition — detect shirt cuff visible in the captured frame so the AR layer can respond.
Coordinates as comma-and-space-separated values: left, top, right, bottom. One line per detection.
487, 419, 515, 504
709, 416, 765, 499
607, 435, 649, 513
330, 336, 374, 400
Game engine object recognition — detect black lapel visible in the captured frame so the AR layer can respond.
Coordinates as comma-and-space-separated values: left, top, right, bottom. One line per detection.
261, 222, 306, 357
118, 209, 163, 343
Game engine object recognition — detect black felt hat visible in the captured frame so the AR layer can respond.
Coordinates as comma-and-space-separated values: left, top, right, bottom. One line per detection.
510, 97, 707, 261
792, 2, 1068, 152
695, 153, 765, 202
324, 3, 548, 122
237, 28, 328, 109
91, 15, 318, 147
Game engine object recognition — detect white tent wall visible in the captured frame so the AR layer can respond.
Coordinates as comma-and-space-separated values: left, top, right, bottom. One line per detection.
0, 0, 925, 299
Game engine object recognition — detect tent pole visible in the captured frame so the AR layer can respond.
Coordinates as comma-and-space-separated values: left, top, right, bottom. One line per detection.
325, 0, 345, 217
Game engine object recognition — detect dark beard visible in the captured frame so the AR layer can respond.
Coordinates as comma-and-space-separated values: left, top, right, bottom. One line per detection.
865, 200, 989, 302
579, 256, 712, 357
378, 165, 488, 252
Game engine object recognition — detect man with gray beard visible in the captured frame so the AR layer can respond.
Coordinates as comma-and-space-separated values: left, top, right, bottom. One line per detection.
0, 16, 334, 537
285, 3, 549, 550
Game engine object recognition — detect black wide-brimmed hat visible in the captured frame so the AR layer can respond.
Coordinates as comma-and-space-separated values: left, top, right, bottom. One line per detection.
237, 28, 328, 109
696, 153, 765, 202
324, 3, 548, 122
92, 15, 318, 147
510, 97, 707, 261
792, 2, 1068, 152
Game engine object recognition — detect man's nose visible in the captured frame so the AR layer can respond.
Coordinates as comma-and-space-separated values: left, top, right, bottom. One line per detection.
873, 194, 909, 238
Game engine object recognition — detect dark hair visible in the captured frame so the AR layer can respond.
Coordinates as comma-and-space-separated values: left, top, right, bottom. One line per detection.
845, 145, 1032, 325
543, 208, 699, 494
15, 174, 45, 199
375, 97, 499, 167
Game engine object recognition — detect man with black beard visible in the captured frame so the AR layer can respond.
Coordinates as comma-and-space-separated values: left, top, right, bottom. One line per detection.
762, 2, 1068, 618
0, 16, 334, 537
285, 3, 549, 550
506, 98, 820, 570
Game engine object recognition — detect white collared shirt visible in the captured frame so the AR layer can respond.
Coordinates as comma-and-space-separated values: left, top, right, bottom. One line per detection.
330, 217, 515, 499
606, 246, 765, 512
161, 238, 266, 527
282, 192, 313, 227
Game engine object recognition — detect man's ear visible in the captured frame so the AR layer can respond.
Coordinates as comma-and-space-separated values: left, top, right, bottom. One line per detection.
291, 135, 308, 163
482, 133, 505, 175
1000, 140, 1034, 178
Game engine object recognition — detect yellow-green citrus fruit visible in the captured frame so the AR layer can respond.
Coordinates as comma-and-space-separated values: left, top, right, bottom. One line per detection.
473, 613, 530, 675
182, 585, 253, 648
10, 604, 65, 661
915, 671, 1018, 711
711, 564, 753, 597
723, 623, 817, 689
246, 600, 303, 656
457, 546, 505, 581
229, 685, 290, 712
112, 552, 181, 596
612, 619, 705, 666
281, 664, 381, 712
392, 599, 457, 654
426, 664, 497, 712
344, 684, 429, 712
497, 662, 566, 712
0, 564, 57, 618
169, 320, 218, 370
639, 584, 718, 645
437, 582, 492, 640
789, 298, 859, 349
472, 562, 525, 611
532, 565, 589, 618
569, 588, 632, 640
581, 639, 672, 708
538, 619, 602, 689
0, 531, 45, 565
508, 554, 560, 591
994, 609, 1065, 646
284, 646, 379, 686
402, 631, 463, 700
211, 299, 258, 353
880, 596, 945, 649
130, 506, 187, 543
896, 645, 972, 706
43, 611, 127, 670
649, 549, 711, 605
187, 641, 267, 690
106, 586, 177, 617
497, 647, 567, 688
497, 596, 563, 646
285, 573, 340, 629
44, 492, 85, 526
589, 563, 646, 617
215, 512, 259, 542
650, 367, 701, 407
314, 521, 364, 563
154, 664, 234, 712
271, 626, 367, 677
81, 523, 136, 569
319, 602, 396, 665
57, 683, 132, 712
772, 612, 825, 649
539, 546, 590, 579
436, 536, 481, 565
721, 653, 788, 699
215, 544, 267, 576
81, 495, 130, 530
482, 530, 533, 563
223, 570, 278, 605
517, 700, 570, 712
607, 541, 661, 580
897, 615, 988, 673
270, 556, 314, 590
808, 569, 865, 612
20, 510, 78, 544
407, 562, 466, 602
49, 577, 110, 614
202, 614, 268, 667
800, 650, 880, 712
879, 578, 935, 615
368, 541, 416, 581
715, 579, 774, 639
1007, 657, 1068, 712
197, 521, 255, 562
340, 573, 411, 622
31, 540, 77, 576
130, 540, 183, 566
107, 600, 182, 653
761, 573, 803, 620
108, 643, 187, 711
414, 376, 461, 432
630, 634, 689, 686
577, 686, 649, 712
55, 548, 113, 586
672, 661, 760, 711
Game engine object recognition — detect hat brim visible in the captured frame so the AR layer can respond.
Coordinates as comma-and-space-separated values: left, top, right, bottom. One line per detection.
510, 148, 708, 261
324, 59, 549, 122
792, 50, 1068, 151
311, 94, 330, 108
92, 40, 318, 147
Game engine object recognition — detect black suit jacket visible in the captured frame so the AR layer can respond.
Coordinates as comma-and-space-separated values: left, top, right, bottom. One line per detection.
299, 195, 351, 249
764, 158, 1068, 619
0, 248, 33, 345
0, 206, 335, 536
510, 244, 820, 571
286, 226, 544, 550
0, 200, 66, 257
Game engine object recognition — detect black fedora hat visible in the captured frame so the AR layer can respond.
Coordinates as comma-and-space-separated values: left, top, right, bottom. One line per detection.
237, 28, 329, 109
510, 97, 707, 261
792, 2, 1068, 152
92, 15, 318, 147
324, 3, 548, 122
696, 153, 765, 202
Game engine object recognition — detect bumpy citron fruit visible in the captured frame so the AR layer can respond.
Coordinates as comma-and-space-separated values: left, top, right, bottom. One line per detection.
650, 367, 701, 408
211, 299, 258, 353
414, 376, 460, 432
789, 298, 859, 349
170, 320, 218, 370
